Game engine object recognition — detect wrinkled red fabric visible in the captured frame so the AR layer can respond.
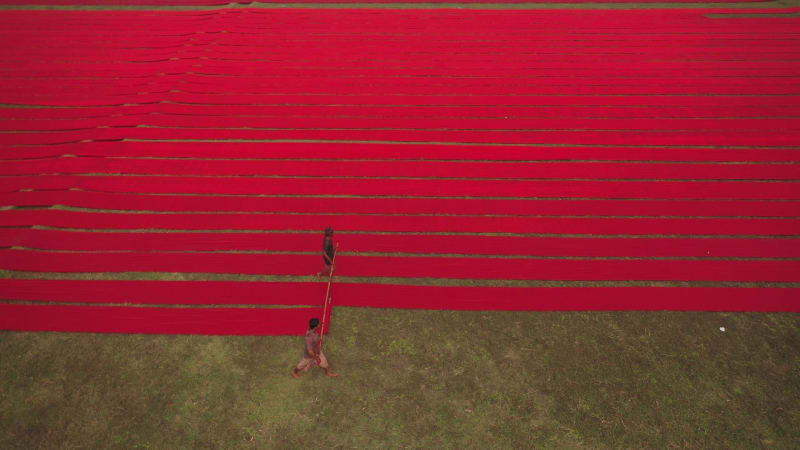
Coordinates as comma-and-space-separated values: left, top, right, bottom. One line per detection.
3, 228, 800, 258
1, 7, 799, 335
3, 191, 800, 218
0, 279, 796, 312
0, 303, 322, 335
2, 249, 800, 282
3, 209, 799, 235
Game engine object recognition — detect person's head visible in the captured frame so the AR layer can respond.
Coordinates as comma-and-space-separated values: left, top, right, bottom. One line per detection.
309, 318, 320, 330
324, 227, 334, 236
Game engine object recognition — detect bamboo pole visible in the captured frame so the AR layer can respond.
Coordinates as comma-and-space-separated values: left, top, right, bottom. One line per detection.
320, 242, 339, 348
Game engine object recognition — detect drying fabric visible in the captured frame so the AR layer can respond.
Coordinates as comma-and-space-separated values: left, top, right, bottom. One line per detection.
3, 175, 799, 200
1, 7, 799, 336
0, 303, 322, 335
2, 249, 799, 282
0, 1, 230, 5
0, 278, 325, 306
4, 142, 799, 163
0, 279, 797, 312
4, 117, 799, 135
336, 285, 799, 311
3, 157, 798, 181
3, 209, 799, 236
3, 190, 799, 218
1, 129, 798, 147
2, 104, 800, 121
0, 0, 773, 4
3, 228, 800, 258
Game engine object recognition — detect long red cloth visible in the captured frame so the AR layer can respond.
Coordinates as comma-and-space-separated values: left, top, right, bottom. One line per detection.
3, 129, 799, 146
3, 175, 799, 200
1, 8, 799, 334
0, 303, 322, 335
2, 249, 800, 282
0, 278, 324, 305
0, 0, 773, 3
0, 279, 796, 312
4, 142, 799, 163
335, 284, 799, 311
3, 191, 799, 218
3, 158, 799, 181
4, 228, 800, 258
4, 209, 799, 235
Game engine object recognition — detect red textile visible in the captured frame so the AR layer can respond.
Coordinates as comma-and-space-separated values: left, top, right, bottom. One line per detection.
3, 104, 800, 121
4, 209, 799, 236
0, 278, 324, 305
3, 157, 799, 181
0, 0, 773, 3
335, 285, 800, 312
3, 190, 799, 218
2, 249, 799, 282
4, 142, 800, 163
1, 7, 799, 336
3, 228, 800, 258
0, 303, 322, 335
3, 175, 799, 200
1, 279, 796, 312
2, 128, 799, 146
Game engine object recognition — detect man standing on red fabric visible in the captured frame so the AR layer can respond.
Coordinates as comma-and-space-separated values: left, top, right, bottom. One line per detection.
317, 227, 336, 277
292, 318, 338, 378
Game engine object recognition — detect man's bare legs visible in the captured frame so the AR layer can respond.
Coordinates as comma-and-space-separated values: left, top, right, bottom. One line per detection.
317, 264, 333, 278
291, 362, 338, 378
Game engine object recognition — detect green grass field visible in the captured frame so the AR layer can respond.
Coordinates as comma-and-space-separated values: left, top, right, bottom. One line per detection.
2, 308, 798, 448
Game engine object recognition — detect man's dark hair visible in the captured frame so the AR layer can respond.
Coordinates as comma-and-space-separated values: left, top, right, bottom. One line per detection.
309, 318, 320, 329
324, 227, 334, 236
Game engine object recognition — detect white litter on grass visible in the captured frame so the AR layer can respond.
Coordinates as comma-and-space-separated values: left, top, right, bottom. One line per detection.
720, 327, 726, 332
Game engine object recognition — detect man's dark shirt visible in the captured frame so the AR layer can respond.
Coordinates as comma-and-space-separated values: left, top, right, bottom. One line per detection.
323, 235, 335, 265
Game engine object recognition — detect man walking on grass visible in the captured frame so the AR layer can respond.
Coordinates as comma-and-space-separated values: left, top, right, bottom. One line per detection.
292, 318, 338, 379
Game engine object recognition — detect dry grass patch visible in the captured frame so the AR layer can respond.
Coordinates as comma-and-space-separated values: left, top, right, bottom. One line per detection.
1, 308, 798, 448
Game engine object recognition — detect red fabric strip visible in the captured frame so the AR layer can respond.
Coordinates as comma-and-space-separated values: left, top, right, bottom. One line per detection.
0, 20, 795, 38
0, 302, 321, 336
0, 0, 772, 3
8, 41, 798, 56
0, 9, 794, 18
3, 190, 798, 218
0, 14, 793, 37
1, 83, 797, 100
3, 228, 799, 258
0, 1, 229, 5
335, 284, 800, 311
3, 92, 798, 108
1, 279, 796, 312
3, 117, 799, 134
3, 157, 798, 181
2, 249, 798, 282
2, 128, 799, 147
143, 93, 800, 108
2, 104, 799, 120
0, 278, 324, 306
2, 279, 795, 311
4, 209, 798, 235
3, 175, 798, 200
4, 75, 798, 91
2, 63, 798, 80
4, 142, 799, 163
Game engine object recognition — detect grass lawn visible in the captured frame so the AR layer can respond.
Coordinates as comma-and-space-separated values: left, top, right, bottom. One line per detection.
2, 307, 797, 448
